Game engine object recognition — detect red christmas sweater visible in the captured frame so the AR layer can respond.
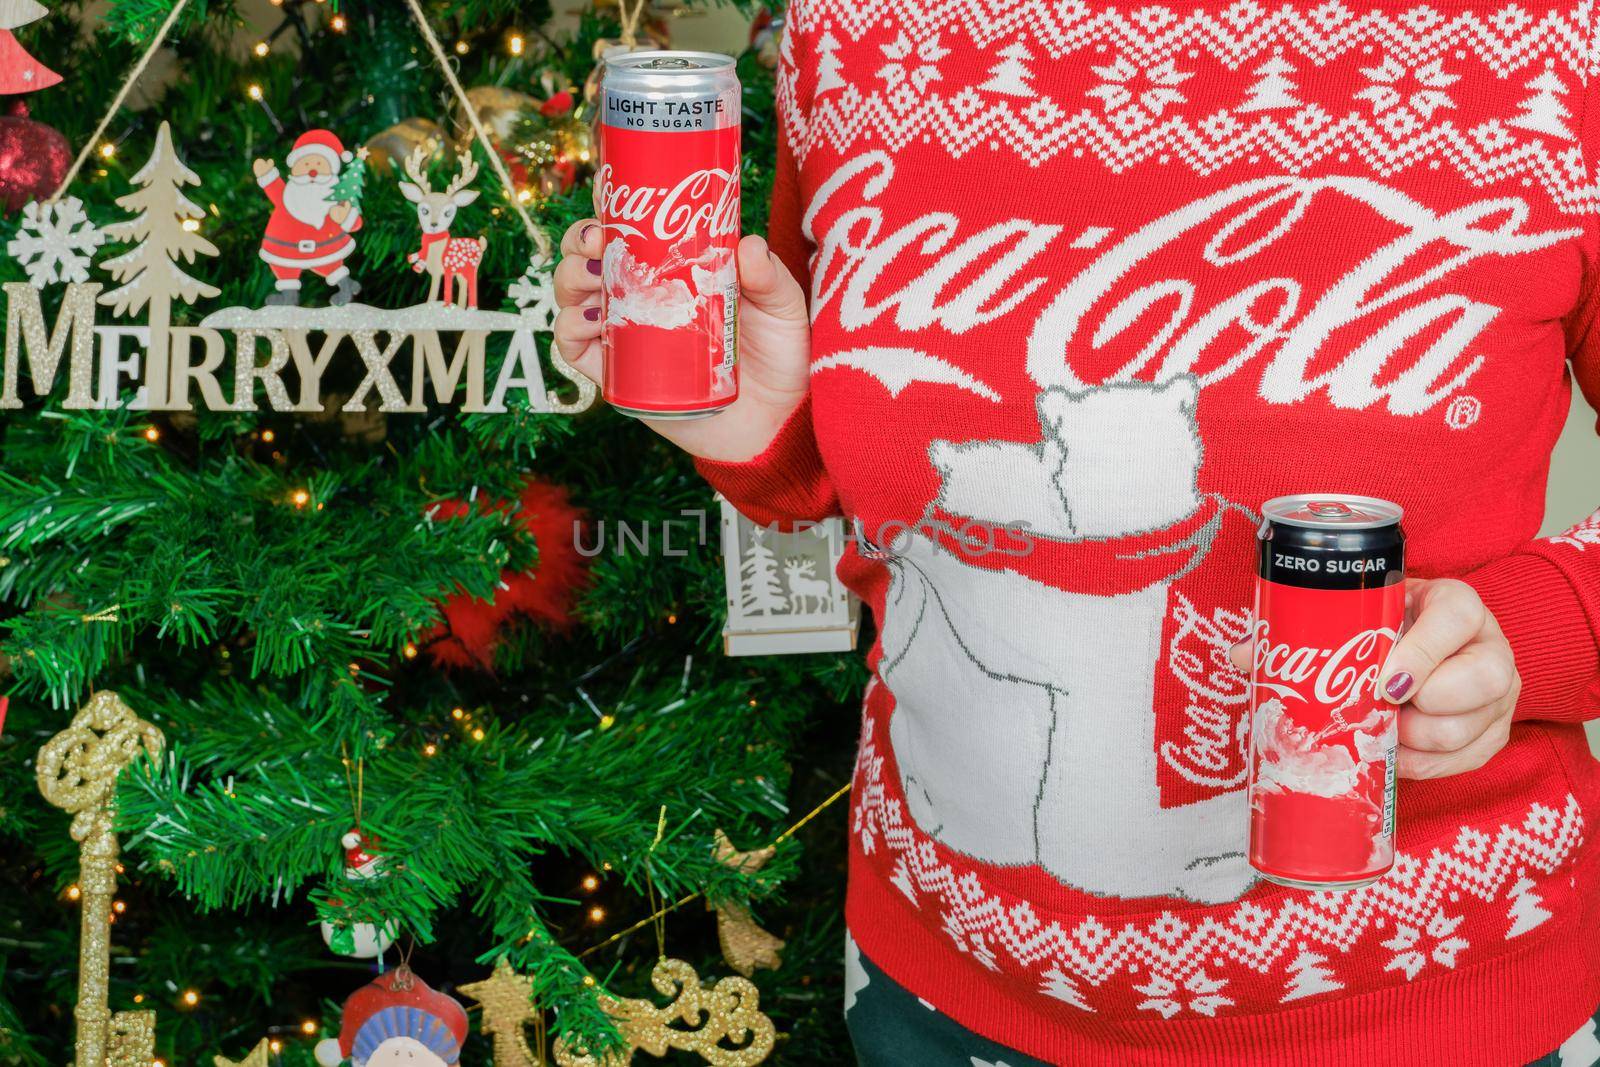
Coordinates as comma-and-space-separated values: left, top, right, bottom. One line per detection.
698, 1, 1600, 1063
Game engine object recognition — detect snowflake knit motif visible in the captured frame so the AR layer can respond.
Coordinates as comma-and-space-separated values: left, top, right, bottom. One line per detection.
7, 198, 106, 288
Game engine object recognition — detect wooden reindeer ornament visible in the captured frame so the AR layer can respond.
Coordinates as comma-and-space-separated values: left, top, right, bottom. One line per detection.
400, 146, 488, 309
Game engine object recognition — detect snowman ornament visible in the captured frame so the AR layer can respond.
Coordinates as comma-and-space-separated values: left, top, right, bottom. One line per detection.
320, 829, 398, 959
314, 965, 469, 1067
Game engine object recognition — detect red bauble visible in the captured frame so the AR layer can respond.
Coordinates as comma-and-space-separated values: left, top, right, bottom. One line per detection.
426, 478, 589, 670
539, 89, 574, 117
0, 102, 69, 213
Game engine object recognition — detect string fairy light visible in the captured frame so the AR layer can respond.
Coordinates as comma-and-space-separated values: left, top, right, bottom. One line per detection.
246, 84, 284, 133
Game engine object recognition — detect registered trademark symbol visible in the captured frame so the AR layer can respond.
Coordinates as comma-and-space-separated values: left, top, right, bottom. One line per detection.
1445, 395, 1481, 430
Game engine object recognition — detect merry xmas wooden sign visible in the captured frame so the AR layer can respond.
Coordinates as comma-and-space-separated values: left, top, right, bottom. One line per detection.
2, 283, 587, 414
3, 122, 592, 416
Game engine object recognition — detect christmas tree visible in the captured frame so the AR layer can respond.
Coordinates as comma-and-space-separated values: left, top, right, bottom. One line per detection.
1238, 54, 1301, 112
1509, 62, 1574, 139
815, 31, 847, 95
98, 119, 219, 391
330, 147, 369, 212
740, 526, 788, 616
0, 0, 60, 95
980, 41, 1036, 97
1281, 948, 1342, 1001
1505, 875, 1553, 936
0, 2, 859, 1063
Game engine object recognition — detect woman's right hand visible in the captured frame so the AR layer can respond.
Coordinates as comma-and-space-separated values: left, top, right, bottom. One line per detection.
552, 220, 812, 463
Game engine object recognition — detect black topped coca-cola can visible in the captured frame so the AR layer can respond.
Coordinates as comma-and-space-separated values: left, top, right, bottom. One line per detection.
1247, 494, 1406, 890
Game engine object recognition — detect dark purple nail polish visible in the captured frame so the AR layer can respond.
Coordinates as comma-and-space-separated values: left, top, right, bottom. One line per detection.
586, 258, 602, 276
584, 306, 599, 321
581, 223, 597, 243
1384, 672, 1414, 702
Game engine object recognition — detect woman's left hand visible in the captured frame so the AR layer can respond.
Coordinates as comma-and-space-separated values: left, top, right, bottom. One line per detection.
1230, 578, 1520, 780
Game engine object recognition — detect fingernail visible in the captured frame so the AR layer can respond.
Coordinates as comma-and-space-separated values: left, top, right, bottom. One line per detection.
1384, 672, 1414, 702
587, 258, 602, 276
581, 223, 596, 242
584, 306, 599, 321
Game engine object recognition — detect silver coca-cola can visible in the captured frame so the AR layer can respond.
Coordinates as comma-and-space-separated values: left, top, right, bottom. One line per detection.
595, 52, 741, 420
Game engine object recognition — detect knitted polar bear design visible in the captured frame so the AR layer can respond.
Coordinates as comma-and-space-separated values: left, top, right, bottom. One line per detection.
877, 375, 1256, 904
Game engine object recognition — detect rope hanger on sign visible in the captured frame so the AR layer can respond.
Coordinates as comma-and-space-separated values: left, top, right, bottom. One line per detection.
50, 0, 193, 203
49, 0, 556, 261
400, 0, 553, 259
617, 0, 650, 49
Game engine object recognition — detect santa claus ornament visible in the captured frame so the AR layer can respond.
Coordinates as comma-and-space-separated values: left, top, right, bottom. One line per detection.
252, 128, 365, 306
314, 965, 468, 1067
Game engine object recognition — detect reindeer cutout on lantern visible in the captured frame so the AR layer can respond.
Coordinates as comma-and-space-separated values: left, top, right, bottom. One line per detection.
400, 146, 489, 309
782, 557, 833, 613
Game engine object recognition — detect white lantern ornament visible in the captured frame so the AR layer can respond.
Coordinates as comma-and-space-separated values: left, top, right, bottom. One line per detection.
719, 496, 859, 656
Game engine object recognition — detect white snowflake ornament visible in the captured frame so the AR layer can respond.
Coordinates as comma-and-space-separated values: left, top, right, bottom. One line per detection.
7, 197, 106, 288
511, 254, 559, 331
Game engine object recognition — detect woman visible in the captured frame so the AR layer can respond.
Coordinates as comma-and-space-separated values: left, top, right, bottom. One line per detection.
553, 4, 1600, 1063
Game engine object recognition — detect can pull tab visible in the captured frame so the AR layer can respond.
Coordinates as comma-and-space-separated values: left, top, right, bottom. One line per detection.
638, 57, 703, 70
1307, 501, 1354, 517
